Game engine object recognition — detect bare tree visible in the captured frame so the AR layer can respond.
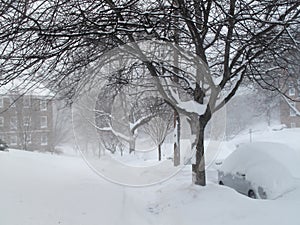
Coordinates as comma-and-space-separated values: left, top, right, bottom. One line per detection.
0, 0, 299, 186
143, 113, 173, 161
52, 102, 74, 147
10, 94, 34, 151
94, 82, 167, 154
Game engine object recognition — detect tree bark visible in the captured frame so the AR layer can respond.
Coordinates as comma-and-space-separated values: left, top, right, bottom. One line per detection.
192, 117, 206, 186
158, 143, 161, 161
129, 139, 135, 154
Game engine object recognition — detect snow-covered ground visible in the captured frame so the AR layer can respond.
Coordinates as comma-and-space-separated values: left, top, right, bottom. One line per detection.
1, 128, 300, 225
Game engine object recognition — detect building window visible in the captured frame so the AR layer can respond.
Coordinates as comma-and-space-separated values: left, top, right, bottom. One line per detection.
10, 135, 17, 146
10, 97, 16, 107
41, 134, 48, 146
40, 100, 47, 111
23, 116, 31, 127
289, 87, 295, 96
297, 79, 300, 86
289, 81, 295, 96
40, 116, 47, 128
290, 102, 296, 117
0, 117, 3, 127
0, 97, 3, 108
23, 96, 31, 108
291, 122, 296, 128
10, 116, 17, 130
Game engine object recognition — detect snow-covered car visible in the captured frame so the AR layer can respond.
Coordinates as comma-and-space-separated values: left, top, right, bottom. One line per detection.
0, 139, 8, 151
218, 142, 299, 199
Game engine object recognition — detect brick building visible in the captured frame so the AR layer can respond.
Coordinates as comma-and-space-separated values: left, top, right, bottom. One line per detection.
280, 77, 300, 128
0, 80, 54, 151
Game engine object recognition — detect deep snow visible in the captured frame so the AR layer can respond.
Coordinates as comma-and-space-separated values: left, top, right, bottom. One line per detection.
1, 128, 300, 225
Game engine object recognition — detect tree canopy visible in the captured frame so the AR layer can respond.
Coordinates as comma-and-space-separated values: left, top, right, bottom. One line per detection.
0, 0, 299, 185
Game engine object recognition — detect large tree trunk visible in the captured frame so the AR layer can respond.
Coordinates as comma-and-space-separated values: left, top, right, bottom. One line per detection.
129, 139, 135, 154
192, 117, 206, 186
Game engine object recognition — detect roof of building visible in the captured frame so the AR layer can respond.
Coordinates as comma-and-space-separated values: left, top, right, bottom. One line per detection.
0, 78, 54, 97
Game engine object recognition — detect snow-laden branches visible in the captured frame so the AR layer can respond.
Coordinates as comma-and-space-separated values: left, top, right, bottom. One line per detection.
1, 0, 299, 185
282, 96, 300, 117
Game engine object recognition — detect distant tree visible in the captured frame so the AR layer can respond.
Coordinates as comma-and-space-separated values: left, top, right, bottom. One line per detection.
143, 113, 173, 161
211, 87, 281, 140
94, 82, 168, 154
10, 94, 35, 151
52, 102, 74, 147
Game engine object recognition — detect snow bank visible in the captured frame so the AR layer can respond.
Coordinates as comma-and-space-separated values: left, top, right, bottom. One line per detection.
1, 148, 300, 225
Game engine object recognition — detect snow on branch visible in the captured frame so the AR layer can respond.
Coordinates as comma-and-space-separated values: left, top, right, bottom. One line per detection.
130, 113, 157, 133
78, 110, 133, 143
166, 79, 207, 116
283, 96, 300, 116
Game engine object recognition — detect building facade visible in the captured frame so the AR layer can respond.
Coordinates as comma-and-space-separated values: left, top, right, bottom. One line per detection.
0, 92, 54, 151
280, 77, 300, 128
